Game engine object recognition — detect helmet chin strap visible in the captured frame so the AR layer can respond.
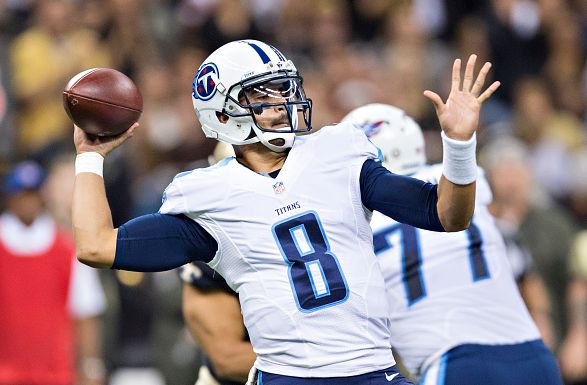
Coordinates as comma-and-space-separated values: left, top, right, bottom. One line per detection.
250, 104, 298, 152
251, 125, 295, 152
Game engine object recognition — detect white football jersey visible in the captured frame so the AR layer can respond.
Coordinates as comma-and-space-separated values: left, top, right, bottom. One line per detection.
160, 122, 394, 377
371, 164, 540, 376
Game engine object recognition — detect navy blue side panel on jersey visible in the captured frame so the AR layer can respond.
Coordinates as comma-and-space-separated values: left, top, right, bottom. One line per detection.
113, 213, 218, 272
360, 159, 444, 232
420, 340, 563, 385
258, 366, 412, 385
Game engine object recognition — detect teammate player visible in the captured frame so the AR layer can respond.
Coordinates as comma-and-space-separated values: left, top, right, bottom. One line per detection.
342, 103, 564, 385
180, 261, 253, 385
72, 40, 499, 384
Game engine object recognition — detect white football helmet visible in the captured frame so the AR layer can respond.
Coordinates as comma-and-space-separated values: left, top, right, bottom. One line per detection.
342, 103, 426, 175
192, 40, 312, 152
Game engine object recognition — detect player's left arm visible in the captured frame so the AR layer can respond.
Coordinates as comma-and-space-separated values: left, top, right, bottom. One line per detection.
361, 160, 444, 232
424, 54, 500, 231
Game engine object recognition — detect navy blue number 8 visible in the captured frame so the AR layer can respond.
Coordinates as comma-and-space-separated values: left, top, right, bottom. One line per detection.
373, 221, 490, 306
272, 211, 349, 312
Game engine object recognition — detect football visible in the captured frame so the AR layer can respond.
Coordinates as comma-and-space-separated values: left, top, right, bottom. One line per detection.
63, 68, 143, 137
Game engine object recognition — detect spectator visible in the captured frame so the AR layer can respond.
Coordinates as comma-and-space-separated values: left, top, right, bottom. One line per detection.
510, 77, 584, 201
10, 0, 111, 155
481, 137, 579, 349
0, 161, 107, 385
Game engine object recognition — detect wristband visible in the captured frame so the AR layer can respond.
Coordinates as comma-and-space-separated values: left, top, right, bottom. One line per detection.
75, 152, 104, 177
441, 131, 477, 185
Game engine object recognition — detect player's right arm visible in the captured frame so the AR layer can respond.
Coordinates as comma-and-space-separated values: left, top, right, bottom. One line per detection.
72, 124, 217, 271
72, 124, 134, 268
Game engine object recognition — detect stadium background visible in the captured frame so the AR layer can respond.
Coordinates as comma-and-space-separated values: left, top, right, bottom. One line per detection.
0, 0, 586, 384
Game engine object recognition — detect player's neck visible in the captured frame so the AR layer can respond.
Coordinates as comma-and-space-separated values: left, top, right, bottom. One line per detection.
234, 143, 288, 174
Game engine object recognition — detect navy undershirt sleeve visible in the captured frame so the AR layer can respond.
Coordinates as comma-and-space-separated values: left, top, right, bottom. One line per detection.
360, 159, 445, 232
113, 213, 218, 272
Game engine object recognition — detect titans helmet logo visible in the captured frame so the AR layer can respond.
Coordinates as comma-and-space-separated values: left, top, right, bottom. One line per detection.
192, 63, 219, 101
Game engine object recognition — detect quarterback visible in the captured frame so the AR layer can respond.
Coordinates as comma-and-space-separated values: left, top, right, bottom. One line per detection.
72, 40, 498, 384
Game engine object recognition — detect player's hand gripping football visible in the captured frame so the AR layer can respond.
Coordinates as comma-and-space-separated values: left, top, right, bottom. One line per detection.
73, 123, 138, 157
423, 54, 500, 141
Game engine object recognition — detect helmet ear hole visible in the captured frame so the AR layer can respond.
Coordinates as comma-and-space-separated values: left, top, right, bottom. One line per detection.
216, 111, 229, 124
245, 129, 256, 140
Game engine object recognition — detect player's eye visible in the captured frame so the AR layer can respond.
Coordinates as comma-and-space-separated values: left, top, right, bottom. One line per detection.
250, 103, 264, 115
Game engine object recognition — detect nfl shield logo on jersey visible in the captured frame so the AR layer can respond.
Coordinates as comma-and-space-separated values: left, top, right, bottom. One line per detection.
273, 181, 285, 194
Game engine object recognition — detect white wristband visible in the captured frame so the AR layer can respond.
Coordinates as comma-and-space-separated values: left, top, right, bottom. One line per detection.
75, 152, 104, 177
441, 131, 477, 185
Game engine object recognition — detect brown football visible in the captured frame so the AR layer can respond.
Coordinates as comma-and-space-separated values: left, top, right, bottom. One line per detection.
63, 68, 143, 137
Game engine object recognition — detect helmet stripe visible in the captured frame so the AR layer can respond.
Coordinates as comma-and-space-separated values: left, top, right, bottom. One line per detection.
244, 41, 271, 64
268, 44, 286, 61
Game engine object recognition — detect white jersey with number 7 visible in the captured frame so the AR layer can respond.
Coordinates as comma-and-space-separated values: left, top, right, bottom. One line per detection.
371, 163, 540, 376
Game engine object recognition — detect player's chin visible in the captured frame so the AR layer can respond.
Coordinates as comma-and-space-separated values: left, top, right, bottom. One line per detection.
269, 138, 285, 146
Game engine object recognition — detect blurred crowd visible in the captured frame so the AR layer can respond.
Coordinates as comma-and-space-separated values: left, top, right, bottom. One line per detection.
1, 0, 587, 384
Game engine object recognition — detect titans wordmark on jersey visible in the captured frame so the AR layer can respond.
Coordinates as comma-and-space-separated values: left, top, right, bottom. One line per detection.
371, 164, 540, 376
160, 122, 394, 378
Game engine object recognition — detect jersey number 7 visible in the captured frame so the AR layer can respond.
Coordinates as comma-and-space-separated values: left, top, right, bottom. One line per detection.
273, 211, 349, 313
373, 222, 490, 306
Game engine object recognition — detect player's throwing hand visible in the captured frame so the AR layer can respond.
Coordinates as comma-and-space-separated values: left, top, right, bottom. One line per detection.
73, 123, 138, 157
423, 54, 500, 141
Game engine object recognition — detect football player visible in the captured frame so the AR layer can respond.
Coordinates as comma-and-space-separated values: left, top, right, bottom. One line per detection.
180, 261, 253, 385
342, 103, 564, 385
71, 40, 498, 384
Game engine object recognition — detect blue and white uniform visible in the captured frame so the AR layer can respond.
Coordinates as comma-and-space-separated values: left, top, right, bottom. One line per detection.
160, 123, 398, 378
371, 164, 562, 385
113, 124, 443, 385
114, 122, 443, 384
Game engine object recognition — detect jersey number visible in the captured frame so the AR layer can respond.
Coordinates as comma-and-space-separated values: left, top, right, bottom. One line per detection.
273, 211, 349, 312
373, 222, 490, 306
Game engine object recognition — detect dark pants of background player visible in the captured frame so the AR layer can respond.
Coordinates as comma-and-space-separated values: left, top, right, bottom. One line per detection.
257, 365, 413, 385
418, 339, 563, 385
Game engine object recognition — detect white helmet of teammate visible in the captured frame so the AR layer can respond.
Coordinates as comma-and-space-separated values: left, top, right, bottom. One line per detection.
342, 103, 426, 175
192, 40, 312, 152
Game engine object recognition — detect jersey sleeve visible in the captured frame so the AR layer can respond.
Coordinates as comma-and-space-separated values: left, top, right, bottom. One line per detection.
159, 169, 230, 216
113, 213, 218, 272
317, 122, 381, 165
159, 175, 188, 215
360, 159, 444, 231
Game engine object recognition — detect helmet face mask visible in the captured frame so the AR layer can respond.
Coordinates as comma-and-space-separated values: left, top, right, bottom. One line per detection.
342, 103, 426, 175
227, 75, 312, 133
192, 40, 312, 152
